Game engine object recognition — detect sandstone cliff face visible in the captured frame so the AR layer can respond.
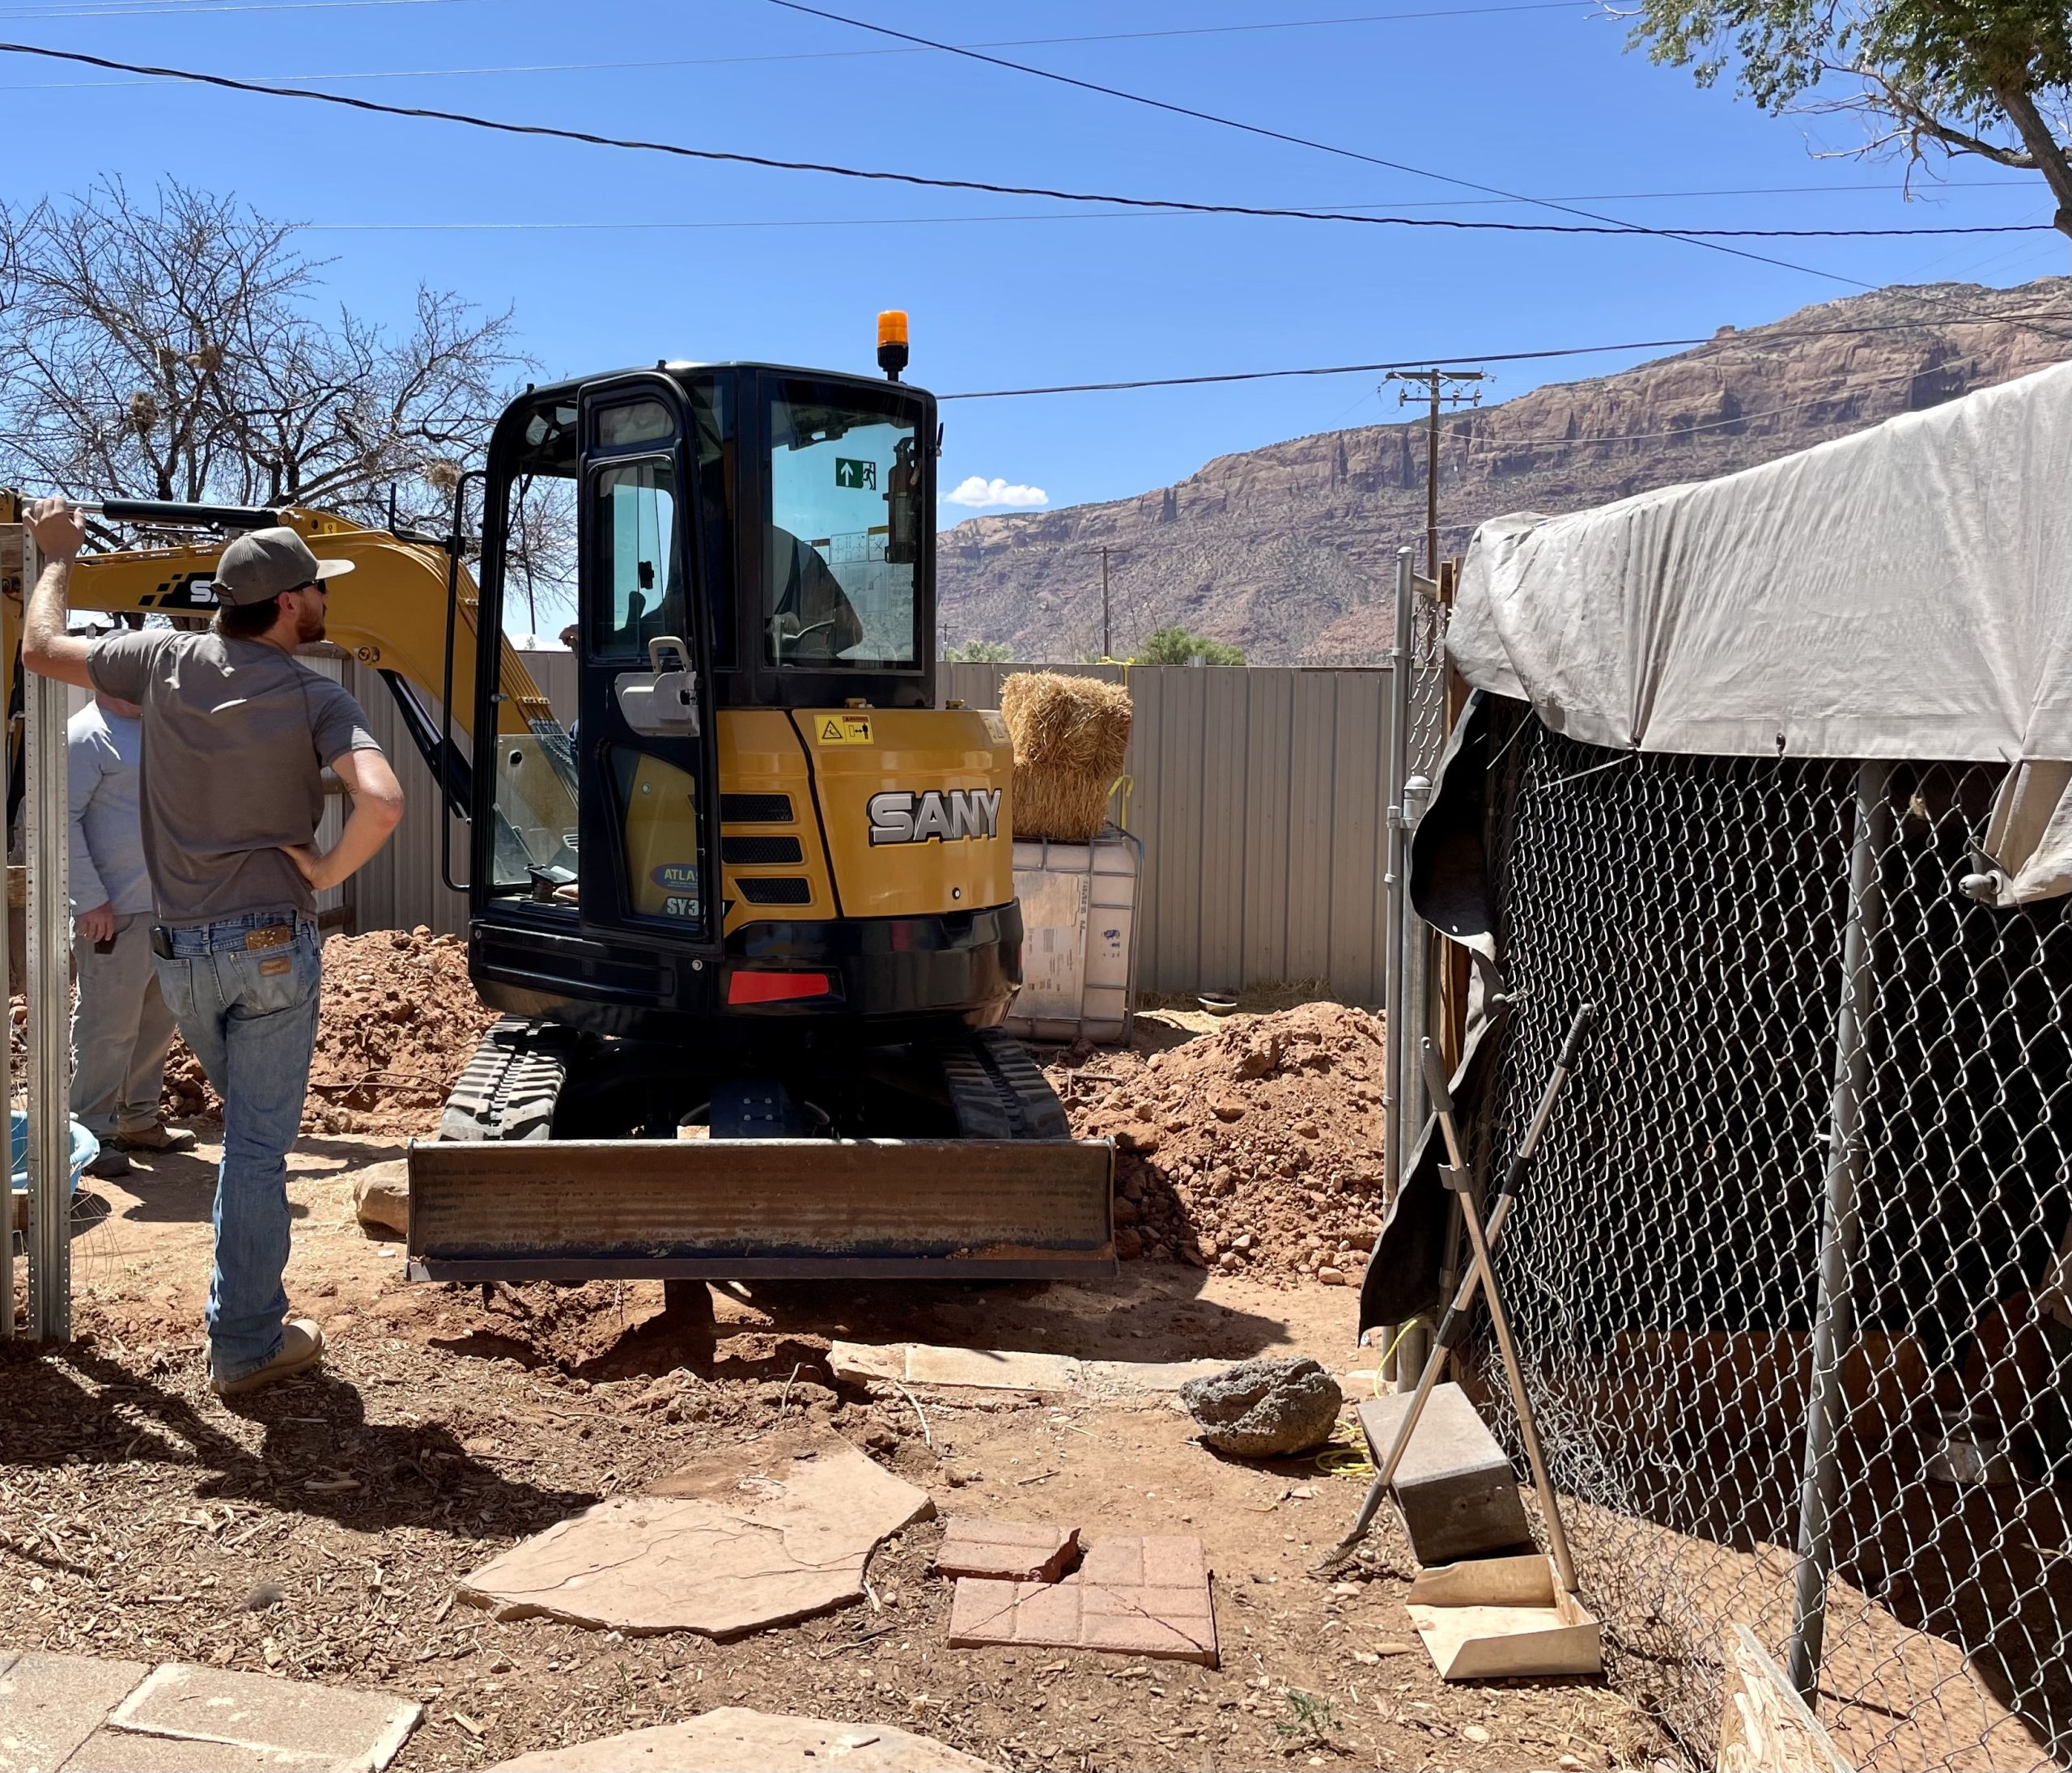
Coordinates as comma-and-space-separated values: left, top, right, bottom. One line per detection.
938, 279, 2071, 664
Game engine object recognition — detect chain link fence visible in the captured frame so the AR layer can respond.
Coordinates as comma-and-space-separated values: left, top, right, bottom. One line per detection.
1406, 578, 1452, 783
1456, 702, 2072, 1770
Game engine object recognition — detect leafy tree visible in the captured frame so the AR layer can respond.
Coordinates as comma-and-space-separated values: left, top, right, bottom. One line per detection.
1624, 0, 2072, 237
943, 638, 1015, 662
1136, 626, 1246, 666
0, 177, 528, 523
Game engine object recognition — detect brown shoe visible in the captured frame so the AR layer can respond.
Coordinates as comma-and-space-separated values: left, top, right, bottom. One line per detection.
212, 1319, 325, 1397
116, 1122, 197, 1154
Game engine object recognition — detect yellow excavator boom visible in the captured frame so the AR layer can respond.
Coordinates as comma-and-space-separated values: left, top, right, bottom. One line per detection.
0, 499, 554, 745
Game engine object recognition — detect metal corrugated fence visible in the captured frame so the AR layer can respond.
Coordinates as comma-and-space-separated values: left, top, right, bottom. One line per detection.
342, 655, 1400, 1003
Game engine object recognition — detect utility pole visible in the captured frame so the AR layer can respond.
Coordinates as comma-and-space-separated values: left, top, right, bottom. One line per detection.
1385, 368, 1485, 579
1080, 545, 1131, 660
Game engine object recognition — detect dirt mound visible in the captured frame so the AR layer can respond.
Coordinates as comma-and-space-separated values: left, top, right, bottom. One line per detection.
1051, 1002, 1390, 1283
159, 926, 497, 1135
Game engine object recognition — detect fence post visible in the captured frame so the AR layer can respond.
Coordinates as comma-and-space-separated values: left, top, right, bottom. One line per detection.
1382, 549, 1415, 1210
23, 525, 72, 1342
1, 522, 16, 1339
1785, 757, 1890, 1700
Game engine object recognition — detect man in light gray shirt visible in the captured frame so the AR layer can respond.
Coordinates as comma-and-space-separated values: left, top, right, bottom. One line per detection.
23, 500, 405, 1398
68, 685, 194, 1177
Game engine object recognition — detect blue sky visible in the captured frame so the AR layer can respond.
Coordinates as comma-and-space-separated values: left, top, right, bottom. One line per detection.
3, 0, 2066, 524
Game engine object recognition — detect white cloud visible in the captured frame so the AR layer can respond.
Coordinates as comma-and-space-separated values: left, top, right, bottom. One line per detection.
945, 475, 1049, 510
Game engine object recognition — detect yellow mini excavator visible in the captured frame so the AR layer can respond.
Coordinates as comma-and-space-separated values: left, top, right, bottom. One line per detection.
1, 320, 1115, 1295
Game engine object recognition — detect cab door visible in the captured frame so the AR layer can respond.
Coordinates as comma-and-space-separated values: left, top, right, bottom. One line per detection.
575, 379, 721, 956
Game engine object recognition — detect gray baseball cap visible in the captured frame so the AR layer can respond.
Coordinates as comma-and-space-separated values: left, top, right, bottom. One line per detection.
210, 527, 355, 605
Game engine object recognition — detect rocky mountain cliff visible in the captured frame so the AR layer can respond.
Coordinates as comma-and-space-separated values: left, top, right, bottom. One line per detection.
938, 279, 2070, 664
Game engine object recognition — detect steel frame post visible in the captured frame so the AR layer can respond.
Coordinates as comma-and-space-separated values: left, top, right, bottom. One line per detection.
1786, 758, 1891, 1700
1, 524, 18, 1339
23, 527, 71, 1342
1382, 548, 1414, 1227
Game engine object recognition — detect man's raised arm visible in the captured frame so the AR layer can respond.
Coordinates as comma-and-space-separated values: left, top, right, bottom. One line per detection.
21, 498, 95, 689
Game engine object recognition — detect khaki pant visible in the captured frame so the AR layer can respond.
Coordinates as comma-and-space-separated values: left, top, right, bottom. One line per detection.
70, 912, 176, 1139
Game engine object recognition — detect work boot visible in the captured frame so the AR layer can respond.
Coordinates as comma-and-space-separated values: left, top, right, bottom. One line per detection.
116, 1122, 197, 1155
212, 1319, 325, 1398
83, 1141, 131, 1179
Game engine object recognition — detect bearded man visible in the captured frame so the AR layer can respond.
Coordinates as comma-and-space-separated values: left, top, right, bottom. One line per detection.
22, 508, 405, 1396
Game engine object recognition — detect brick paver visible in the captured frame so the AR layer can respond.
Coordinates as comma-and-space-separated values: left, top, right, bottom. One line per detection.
945, 1536, 1217, 1667
935, 1518, 1081, 1583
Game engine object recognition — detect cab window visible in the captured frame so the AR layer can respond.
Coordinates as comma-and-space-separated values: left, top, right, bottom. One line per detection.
588, 458, 681, 660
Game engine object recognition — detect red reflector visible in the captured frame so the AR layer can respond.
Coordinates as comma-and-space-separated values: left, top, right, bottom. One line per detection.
727, 970, 834, 1005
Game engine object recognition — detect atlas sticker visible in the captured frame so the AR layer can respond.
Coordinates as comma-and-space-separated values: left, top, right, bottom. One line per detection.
816, 715, 873, 745
651, 863, 700, 892
868, 788, 1001, 846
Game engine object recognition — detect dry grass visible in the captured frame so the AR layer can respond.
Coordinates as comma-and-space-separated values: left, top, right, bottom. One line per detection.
1000, 672, 1132, 842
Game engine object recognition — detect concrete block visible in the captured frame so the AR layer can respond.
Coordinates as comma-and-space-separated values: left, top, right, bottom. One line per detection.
0, 1651, 151, 1773
1358, 1384, 1535, 1565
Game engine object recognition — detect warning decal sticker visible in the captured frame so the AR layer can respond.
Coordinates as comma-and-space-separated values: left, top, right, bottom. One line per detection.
815, 715, 874, 745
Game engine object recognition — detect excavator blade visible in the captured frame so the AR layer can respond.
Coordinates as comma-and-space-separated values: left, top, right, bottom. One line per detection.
404, 1135, 1116, 1282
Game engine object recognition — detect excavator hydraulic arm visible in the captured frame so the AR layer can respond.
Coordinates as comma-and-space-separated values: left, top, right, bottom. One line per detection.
0, 498, 552, 795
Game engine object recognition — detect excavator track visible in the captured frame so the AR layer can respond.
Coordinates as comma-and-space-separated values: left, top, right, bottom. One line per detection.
439, 1017, 572, 1143
941, 1029, 1071, 1140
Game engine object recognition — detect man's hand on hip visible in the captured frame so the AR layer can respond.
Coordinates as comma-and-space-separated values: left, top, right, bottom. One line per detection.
279, 843, 337, 893
75, 902, 116, 944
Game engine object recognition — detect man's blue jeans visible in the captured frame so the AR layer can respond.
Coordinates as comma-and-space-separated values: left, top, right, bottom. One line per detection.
154, 911, 323, 1383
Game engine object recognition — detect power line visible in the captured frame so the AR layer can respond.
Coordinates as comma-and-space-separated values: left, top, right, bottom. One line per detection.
761, 0, 1864, 286
939, 307, 2072, 399
0, 40, 2048, 253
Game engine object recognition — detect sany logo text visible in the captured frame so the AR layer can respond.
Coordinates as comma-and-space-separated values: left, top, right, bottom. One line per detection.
868, 789, 1002, 846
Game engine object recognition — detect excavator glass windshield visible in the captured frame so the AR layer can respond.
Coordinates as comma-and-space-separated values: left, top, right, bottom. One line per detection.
764, 379, 922, 671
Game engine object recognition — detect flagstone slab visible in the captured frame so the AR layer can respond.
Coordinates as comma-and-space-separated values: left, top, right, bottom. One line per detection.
459, 1431, 933, 1637
487, 1707, 1000, 1771
0, 1651, 151, 1773
106, 1665, 419, 1771
829, 1340, 1228, 1395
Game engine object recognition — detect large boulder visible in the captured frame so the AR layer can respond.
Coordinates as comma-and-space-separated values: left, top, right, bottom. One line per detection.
1179, 1356, 1343, 1458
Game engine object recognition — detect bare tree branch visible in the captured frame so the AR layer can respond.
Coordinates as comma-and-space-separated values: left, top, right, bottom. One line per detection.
0, 177, 533, 525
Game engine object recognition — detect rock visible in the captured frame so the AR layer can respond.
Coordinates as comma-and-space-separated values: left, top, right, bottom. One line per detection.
1317, 1267, 1347, 1286
1115, 1122, 1161, 1154
488, 1709, 1000, 1771
456, 1429, 933, 1636
352, 1161, 410, 1236
1179, 1357, 1344, 1459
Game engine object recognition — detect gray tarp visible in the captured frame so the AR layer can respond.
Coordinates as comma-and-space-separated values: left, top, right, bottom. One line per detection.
1448, 359, 2072, 902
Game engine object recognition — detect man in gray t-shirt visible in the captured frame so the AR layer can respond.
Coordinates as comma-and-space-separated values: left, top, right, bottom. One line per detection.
23, 501, 405, 1397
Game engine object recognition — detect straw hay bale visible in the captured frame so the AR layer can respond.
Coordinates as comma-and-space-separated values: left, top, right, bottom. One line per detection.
999, 672, 1132, 842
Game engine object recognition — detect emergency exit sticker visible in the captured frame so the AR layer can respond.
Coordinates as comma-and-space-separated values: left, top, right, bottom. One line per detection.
816, 715, 874, 745
834, 457, 877, 490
